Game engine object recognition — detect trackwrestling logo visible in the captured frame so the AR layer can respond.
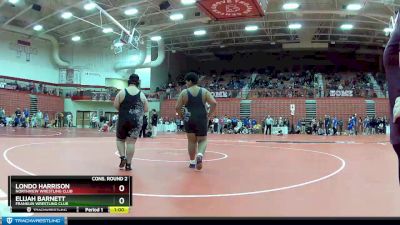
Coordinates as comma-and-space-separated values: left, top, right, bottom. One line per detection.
2, 217, 64, 225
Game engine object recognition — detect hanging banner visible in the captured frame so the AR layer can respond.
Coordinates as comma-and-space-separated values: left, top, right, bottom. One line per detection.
197, 0, 265, 21
329, 90, 353, 97
211, 91, 229, 98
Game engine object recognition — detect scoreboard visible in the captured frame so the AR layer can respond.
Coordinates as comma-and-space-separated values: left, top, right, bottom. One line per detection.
8, 176, 132, 214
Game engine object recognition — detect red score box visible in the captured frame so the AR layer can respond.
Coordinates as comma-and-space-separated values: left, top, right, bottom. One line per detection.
197, 0, 265, 21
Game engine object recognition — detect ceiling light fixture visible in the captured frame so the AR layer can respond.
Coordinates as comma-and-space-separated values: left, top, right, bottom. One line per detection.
181, 0, 196, 5
346, 3, 362, 11
340, 24, 354, 30
61, 12, 73, 19
124, 8, 138, 15
71, 36, 81, 42
8, 0, 19, 4
245, 25, 258, 31
288, 23, 302, 29
194, 29, 206, 36
102, 27, 113, 33
84, 2, 96, 11
150, 36, 162, 41
170, 13, 184, 21
33, 25, 43, 31
282, 3, 300, 10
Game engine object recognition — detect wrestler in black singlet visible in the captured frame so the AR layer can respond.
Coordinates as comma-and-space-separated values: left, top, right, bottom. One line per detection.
184, 88, 208, 136
116, 89, 144, 140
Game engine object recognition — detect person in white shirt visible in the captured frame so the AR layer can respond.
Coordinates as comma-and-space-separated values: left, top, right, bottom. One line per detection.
264, 115, 274, 135
67, 114, 72, 127
36, 110, 43, 128
234, 120, 243, 134
92, 115, 98, 128
213, 116, 219, 133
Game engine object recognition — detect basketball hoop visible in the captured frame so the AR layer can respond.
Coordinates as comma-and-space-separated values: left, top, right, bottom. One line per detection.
120, 30, 131, 45
111, 38, 124, 55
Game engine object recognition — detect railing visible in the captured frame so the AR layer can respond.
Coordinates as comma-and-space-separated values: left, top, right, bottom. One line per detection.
150, 87, 388, 100
0, 76, 118, 98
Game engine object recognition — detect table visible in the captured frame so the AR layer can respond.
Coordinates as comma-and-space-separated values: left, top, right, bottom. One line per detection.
158, 123, 177, 132
271, 126, 289, 135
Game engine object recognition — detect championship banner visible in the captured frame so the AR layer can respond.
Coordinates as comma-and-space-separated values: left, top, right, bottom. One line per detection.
211, 91, 228, 98
329, 90, 353, 97
197, 0, 265, 21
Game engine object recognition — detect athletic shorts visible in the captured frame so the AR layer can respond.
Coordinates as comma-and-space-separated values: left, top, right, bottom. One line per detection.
117, 120, 142, 140
184, 119, 208, 136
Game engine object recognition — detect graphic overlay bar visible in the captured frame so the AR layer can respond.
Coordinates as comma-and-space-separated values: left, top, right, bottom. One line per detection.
8, 176, 132, 213
2, 217, 64, 225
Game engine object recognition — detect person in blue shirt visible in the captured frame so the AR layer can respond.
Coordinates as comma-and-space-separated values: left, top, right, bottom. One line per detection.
251, 119, 257, 126
332, 116, 338, 135
243, 117, 249, 128
23, 108, 30, 118
44, 113, 49, 128
231, 117, 238, 128
348, 116, 354, 135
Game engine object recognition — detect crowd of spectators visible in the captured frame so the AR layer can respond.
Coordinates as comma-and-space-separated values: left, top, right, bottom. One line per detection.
307, 114, 388, 136
250, 71, 315, 98
150, 70, 391, 100
324, 72, 376, 98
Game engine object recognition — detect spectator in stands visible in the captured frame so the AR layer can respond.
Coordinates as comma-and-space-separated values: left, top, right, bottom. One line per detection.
36, 110, 43, 128
0, 107, 4, 126
337, 119, 343, 135
243, 117, 250, 129
23, 108, 29, 119
324, 115, 331, 135
67, 113, 73, 127
251, 118, 257, 129
358, 116, 363, 135
219, 115, 224, 134
30, 114, 36, 127
54, 113, 59, 128
20, 114, 27, 128
91, 114, 97, 129
58, 112, 64, 128
318, 118, 324, 135
140, 115, 148, 138
332, 116, 338, 136
151, 109, 158, 138
383, 116, 387, 134
353, 114, 358, 135
14, 108, 22, 127
311, 117, 317, 135
44, 113, 49, 128
348, 116, 354, 135
231, 116, 238, 129
363, 116, 370, 135
212, 116, 219, 134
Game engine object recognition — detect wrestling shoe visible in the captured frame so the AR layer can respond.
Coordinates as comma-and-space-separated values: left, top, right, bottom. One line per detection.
125, 163, 132, 171
195, 154, 203, 171
119, 156, 127, 170
189, 160, 196, 168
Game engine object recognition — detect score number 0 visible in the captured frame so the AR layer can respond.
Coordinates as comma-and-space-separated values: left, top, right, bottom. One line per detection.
118, 185, 125, 205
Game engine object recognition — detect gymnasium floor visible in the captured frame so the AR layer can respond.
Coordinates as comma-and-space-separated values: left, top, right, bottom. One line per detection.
0, 128, 399, 217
